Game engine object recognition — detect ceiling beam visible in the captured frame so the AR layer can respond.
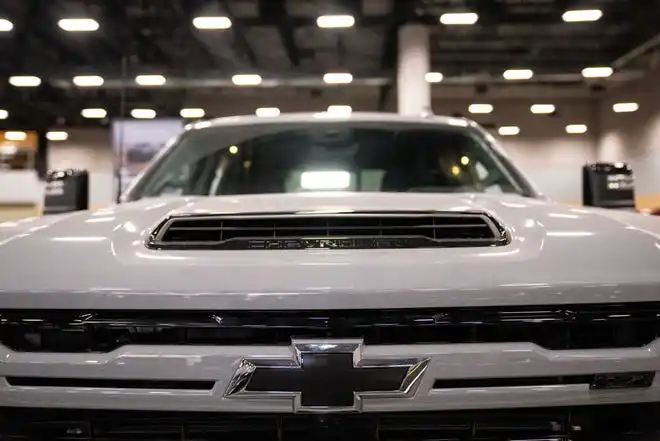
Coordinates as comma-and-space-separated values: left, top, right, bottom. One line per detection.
219, 0, 258, 68
257, 0, 301, 67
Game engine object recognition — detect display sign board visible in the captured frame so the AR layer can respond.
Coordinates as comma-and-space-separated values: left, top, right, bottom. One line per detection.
43, 169, 89, 215
0, 131, 38, 171
582, 162, 635, 209
111, 119, 183, 198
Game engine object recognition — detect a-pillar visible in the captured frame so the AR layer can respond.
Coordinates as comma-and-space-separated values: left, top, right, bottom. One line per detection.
397, 24, 431, 115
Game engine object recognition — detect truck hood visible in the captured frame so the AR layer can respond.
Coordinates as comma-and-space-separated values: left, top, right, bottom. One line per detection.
2, 192, 660, 309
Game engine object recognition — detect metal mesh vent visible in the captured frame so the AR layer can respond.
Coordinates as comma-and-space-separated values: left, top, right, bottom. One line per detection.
147, 211, 508, 250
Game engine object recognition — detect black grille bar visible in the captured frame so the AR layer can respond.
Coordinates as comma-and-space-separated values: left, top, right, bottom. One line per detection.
147, 211, 508, 250
1, 303, 660, 353
432, 372, 656, 390
5, 377, 215, 390
2, 404, 660, 440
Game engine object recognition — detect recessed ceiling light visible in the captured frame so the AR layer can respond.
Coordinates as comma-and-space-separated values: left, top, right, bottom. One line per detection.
468, 104, 493, 114
131, 108, 156, 119
613, 102, 639, 113
316, 15, 355, 28
192, 16, 232, 30
0, 18, 13, 32
425, 72, 444, 83
232, 74, 262, 86
440, 12, 479, 25
135, 74, 166, 86
72, 75, 104, 87
0, 109, 7, 120
327, 105, 352, 116
180, 108, 205, 119
503, 69, 534, 80
255, 107, 280, 117
566, 124, 588, 134
582, 66, 613, 78
530, 104, 556, 114
498, 126, 520, 136
4, 131, 27, 141
58, 18, 99, 32
9, 76, 41, 87
81, 108, 107, 119
562, 9, 603, 22
323, 72, 353, 84
46, 131, 69, 141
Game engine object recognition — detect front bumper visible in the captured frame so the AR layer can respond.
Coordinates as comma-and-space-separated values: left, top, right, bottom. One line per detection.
2, 339, 660, 412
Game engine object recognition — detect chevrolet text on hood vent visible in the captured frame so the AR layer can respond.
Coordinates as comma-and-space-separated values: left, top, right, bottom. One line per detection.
147, 211, 509, 250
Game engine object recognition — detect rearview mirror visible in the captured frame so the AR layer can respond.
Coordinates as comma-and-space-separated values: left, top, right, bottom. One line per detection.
43, 169, 89, 215
582, 162, 635, 210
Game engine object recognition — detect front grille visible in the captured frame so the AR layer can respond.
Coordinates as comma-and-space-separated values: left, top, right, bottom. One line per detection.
147, 211, 508, 250
2, 303, 660, 353
2, 404, 659, 440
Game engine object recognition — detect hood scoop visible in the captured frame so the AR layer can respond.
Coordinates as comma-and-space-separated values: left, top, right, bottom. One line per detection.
147, 211, 509, 250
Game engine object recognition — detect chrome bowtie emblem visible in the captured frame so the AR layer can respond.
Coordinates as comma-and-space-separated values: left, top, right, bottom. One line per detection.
224, 339, 429, 413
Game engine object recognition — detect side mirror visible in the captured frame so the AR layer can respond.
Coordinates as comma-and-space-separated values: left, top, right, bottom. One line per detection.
43, 169, 89, 215
582, 162, 635, 210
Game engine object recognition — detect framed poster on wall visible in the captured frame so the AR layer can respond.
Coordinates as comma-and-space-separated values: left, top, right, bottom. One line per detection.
111, 119, 183, 199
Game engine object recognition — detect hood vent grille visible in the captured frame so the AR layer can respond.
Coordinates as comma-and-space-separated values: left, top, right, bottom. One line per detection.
147, 211, 508, 250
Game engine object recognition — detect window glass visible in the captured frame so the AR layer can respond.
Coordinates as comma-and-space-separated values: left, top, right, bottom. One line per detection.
129, 123, 531, 199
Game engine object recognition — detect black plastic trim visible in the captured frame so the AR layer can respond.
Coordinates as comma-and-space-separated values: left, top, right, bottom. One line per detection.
432, 372, 655, 390
5, 377, 215, 390
3, 302, 660, 352
3, 403, 660, 440
145, 210, 510, 250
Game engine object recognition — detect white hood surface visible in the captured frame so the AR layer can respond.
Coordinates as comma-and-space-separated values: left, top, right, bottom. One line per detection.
1, 192, 660, 310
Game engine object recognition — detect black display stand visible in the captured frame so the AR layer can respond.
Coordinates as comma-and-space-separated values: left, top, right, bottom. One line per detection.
582, 162, 635, 209
43, 169, 89, 215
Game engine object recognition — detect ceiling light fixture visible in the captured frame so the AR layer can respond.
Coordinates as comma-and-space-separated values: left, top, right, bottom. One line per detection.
562, 9, 603, 22
255, 107, 280, 117
582, 66, 613, 78
81, 108, 107, 119
323, 72, 353, 84
0, 18, 13, 32
566, 124, 588, 134
72, 75, 104, 87
131, 109, 156, 119
231, 74, 262, 86
57, 18, 99, 32
613, 102, 639, 113
440, 12, 479, 25
46, 131, 69, 141
327, 105, 352, 116
180, 108, 205, 119
503, 69, 534, 80
135, 74, 166, 86
316, 14, 355, 28
9, 76, 41, 87
4, 131, 27, 141
498, 126, 520, 136
425, 72, 444, 83
192, 16, 232, 30
0, 110, 7, 120
468, 104, 493, 114
530, 104, 556, 114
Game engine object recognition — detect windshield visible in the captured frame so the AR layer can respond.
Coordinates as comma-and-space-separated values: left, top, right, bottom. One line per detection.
126, 121, 536, 200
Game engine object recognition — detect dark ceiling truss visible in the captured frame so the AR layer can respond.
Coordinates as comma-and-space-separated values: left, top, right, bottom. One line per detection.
218, 0, 259, 68
257, 0, 301, 67
0, 0, 655, 128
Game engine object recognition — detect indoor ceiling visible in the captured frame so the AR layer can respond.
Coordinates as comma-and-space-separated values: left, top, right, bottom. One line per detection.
0, 0, 658, 127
